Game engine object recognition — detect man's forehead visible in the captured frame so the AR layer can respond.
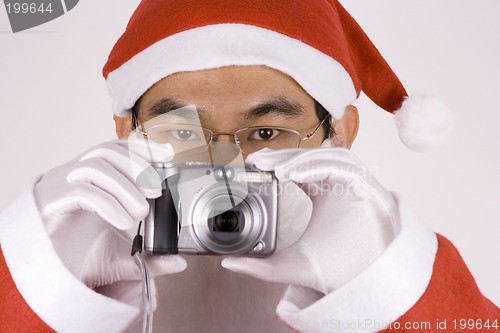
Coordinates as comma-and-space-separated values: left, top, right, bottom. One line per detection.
142, 66, 307, 96
137, 65, 314, 118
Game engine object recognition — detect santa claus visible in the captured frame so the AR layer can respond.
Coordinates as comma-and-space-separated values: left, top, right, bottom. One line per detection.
1, 0, 498, 332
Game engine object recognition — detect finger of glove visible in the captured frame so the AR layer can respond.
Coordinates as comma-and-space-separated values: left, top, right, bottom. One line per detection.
125, 139, 177, 191
80, 229, 187, 287
79, 141, 165, 198
247, 148, 362, 176
40, 183, 139, 230
280, 164, 384, 207
272, 150, 367, 184
144, 255, 188, 277
221, 250, 317, 290
274, 151, 397, 220
245, 148, 308, 171
124, 136, 175, 164
117, 255, 187, 281
67, 158, 152, 220
83, 139, 174, 164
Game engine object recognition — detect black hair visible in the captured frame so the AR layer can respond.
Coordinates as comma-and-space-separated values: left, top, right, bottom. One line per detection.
314, 100, 334, 140
131, 97, 141, 131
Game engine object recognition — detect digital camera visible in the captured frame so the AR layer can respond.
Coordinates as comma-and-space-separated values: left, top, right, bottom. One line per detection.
144, 161, 278, 257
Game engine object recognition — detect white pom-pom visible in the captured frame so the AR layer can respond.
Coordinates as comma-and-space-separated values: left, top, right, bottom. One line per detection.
394, 94, 455, 152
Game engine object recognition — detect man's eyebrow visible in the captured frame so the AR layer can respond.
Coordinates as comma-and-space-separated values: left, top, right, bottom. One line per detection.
244, 98, 306, 120
146, 97, 211, 121
146, 98, 185, 117
145, 97, 305, 121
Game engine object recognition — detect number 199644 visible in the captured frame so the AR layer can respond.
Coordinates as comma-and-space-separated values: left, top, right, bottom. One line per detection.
6, 2, 53, 14
452, 319, 499, 330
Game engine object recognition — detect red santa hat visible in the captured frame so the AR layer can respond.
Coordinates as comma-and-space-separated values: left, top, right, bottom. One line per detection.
102, 0, 454, 151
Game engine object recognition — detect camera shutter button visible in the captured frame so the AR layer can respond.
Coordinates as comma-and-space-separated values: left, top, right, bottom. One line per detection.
214, 167, 235, 180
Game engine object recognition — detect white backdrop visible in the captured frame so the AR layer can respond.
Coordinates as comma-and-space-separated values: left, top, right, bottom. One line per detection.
1, 0, 499, 306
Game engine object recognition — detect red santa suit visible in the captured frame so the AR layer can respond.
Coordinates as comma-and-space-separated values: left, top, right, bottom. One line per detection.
1, 0, 499, 332
0, 186, 498, 333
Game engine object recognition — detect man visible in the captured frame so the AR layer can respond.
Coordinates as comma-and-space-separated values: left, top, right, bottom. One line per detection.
0, 1, 499, 332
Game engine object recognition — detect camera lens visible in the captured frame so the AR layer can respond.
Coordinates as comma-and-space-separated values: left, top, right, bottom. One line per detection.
196, 190, 266, 253
213, 211, 240, 232
207, 205, 246, 245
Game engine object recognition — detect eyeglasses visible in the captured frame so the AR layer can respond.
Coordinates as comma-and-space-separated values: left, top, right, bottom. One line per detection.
136, 116, 328, 155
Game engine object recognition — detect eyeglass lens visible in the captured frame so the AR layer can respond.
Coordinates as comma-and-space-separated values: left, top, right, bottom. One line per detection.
145, 124, 301, 154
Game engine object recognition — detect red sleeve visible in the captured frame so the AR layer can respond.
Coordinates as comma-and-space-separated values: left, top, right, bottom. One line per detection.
380, 234, 500, 333
0, 248, 55, 333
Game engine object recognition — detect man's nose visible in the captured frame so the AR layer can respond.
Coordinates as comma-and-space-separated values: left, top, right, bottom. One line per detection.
209, 137, 242, 165
212, 133, 236, 144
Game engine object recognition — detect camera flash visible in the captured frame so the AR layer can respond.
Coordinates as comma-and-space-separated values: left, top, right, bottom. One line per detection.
237, 171, 273, 183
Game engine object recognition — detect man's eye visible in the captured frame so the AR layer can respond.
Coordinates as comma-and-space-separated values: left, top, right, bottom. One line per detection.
249, 128, 280, 141
170, 129, 200, 141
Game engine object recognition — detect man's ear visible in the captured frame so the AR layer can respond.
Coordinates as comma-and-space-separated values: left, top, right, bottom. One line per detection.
330, 105, 359, 148
113, 114, 133, 139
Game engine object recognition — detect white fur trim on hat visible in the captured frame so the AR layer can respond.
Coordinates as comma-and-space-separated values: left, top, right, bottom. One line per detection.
394, 95, 455, 152
106, 24, 357, 119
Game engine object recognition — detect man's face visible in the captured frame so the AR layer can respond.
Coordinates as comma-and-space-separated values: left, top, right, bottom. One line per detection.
134, 65, 326, 159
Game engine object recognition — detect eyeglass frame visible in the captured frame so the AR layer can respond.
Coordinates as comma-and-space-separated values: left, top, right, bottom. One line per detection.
134, 115, 329, 152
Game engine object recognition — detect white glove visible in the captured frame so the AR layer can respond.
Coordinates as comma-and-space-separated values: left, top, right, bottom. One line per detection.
34, 139, 187, 290
222, 148, 399, 295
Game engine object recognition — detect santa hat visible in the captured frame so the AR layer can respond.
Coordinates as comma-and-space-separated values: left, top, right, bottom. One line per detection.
103, 0, 454, 151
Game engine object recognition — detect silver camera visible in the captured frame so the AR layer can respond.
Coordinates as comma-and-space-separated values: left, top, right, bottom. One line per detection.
144, 162, 278, 257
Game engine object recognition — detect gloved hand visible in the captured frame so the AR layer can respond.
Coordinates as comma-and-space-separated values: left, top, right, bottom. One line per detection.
34, 139, 186, 290
222, 148, 399, 295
